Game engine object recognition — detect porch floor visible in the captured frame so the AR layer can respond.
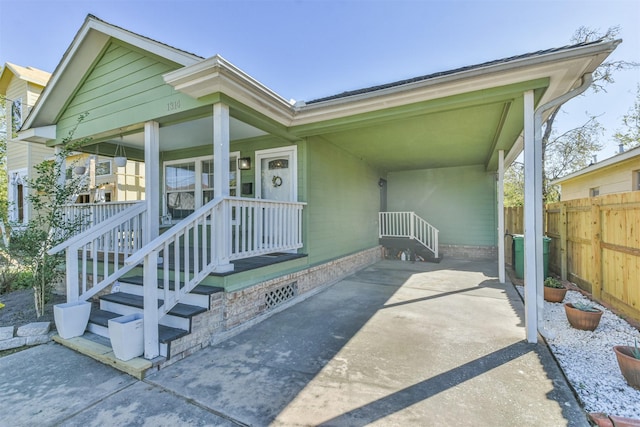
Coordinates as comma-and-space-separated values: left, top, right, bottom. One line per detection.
212, 252, 307, 276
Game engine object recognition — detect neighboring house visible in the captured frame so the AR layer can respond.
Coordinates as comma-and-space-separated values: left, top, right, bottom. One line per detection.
19, 14, 618, 368
1, 62, 145, 227
552, 145, 640, 200
0, 62, 51, 225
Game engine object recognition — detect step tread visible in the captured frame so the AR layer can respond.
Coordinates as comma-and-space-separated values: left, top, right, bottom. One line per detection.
89, 309, 189, 344
100, 292, 207, 318
119, 276, 223, 295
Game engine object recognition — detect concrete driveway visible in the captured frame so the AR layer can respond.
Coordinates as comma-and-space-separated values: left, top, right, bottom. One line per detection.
0, 259, 588, 426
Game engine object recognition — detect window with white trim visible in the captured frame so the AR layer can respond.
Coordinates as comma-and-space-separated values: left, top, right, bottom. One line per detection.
8, 169, 28, 224
96, 160, 112, 176
590, 187, 600, 197
164, 153, 239, 220
634, 170, 640, 191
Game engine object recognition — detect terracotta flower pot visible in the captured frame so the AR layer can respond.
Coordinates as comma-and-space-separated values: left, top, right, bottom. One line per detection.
613, 346, 640, 390
564, 303, 603, 331
544, 286, 567, 303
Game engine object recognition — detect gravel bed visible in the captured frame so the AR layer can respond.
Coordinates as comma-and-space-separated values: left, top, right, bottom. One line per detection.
517, 286, 640, 418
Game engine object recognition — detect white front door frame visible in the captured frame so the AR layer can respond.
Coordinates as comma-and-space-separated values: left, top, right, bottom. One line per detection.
255, 146, 298, 201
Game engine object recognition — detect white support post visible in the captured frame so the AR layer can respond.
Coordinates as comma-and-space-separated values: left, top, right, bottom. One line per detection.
66, 250, 79, 302
497, 149, 505, 284
533, 103, 546, 331
143, 121, 160, 359
213, 103, 230, 198
213, 103, 233, 272
143, 251, 159, 359
523, 90, 539, 344
144, 121, 160, 244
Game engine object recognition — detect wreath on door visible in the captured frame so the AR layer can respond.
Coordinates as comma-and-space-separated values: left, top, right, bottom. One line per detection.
272, 176, 283, 187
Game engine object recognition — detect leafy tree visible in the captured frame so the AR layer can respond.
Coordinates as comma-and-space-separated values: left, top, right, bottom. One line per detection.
504, 26, 638, 205
8, 113, 90, 317
504, 162, 524, 207
613, 85, 640, 149
0, 96, 8, 223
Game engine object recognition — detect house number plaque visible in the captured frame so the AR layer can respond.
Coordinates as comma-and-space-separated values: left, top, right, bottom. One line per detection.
167, 100, 181, 111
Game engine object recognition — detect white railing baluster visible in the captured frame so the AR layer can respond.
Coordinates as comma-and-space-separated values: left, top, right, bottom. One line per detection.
49, 202, 147, 303
379, 211, 439, 258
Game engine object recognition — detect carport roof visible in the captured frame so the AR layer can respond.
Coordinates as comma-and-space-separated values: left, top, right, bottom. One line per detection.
165, 38, 617, 172
306, 40, 606, 105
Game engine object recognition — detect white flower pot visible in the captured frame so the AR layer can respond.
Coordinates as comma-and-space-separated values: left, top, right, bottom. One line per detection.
108, 313, 144, 361
54, 301, 91, 339
114, 157, 127, 168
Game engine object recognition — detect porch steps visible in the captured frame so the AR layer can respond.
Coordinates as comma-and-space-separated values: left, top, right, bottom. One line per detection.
380, 237, 442, 263
88, 309, 189, 344
84, 278, 224, 363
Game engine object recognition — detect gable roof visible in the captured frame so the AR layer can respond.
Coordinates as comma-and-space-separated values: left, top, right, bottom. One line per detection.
0, 62, 51, 93
552, 145, 640, 185
23, 14, 203, 129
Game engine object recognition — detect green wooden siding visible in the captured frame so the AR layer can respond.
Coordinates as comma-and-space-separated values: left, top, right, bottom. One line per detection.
387, 165, 497, 246
305, 136, 381, 264
56, 41, 200, 142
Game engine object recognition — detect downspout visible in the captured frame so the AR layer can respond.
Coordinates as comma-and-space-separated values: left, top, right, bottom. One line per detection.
531, 73, 593, 338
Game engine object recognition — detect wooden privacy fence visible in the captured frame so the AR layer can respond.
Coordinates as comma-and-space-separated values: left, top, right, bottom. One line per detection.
505, 192, 640, 323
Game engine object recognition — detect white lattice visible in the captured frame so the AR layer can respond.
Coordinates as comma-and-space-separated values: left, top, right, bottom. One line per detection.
265, 282, 298, 309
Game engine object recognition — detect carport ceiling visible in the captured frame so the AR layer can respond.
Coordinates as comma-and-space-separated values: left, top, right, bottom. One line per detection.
298, 81, 546, 173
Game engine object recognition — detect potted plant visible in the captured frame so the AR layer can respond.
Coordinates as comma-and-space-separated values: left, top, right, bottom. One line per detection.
613, 340, 640, 390
543, 277, 567, 303
564, 301, 603, 331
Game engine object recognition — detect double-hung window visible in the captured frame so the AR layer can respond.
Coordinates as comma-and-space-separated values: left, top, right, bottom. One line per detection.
164, 153, 239, 220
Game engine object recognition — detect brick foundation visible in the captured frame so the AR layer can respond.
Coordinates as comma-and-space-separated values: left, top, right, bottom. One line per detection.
439, 244, 497, 261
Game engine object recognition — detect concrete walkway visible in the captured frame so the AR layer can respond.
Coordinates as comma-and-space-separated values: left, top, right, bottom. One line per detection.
0, 259, 588, 426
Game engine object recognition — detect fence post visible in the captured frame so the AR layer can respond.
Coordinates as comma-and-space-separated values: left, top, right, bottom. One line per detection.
590, 199, 602, 300
560, 203, 568, 281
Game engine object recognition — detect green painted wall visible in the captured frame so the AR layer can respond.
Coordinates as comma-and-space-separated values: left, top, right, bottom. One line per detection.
305, 136, 381, 264
56, 41, 201, 142
387, 165, 497, 246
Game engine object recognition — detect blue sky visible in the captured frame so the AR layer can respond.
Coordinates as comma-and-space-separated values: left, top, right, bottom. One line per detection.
1, 0, 638, 160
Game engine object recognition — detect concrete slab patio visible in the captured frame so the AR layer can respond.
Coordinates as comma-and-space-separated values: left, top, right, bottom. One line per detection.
0, 259, 588, 426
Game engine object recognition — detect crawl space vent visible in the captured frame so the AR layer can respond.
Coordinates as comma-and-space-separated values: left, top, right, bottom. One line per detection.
265, 282, 298, 309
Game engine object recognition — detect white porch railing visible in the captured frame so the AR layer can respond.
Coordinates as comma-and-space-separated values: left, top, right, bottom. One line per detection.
379, 211, 439, 258
49, 202, 147, 302
230, 197, 305, 259
63, 201, 142, 234
124, 196, 305, 359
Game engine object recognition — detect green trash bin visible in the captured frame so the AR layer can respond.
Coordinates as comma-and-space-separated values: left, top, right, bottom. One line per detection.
512, 234, 551, 279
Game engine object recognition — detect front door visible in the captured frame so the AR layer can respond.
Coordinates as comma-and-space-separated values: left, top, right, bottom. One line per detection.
255, 146, 297, 201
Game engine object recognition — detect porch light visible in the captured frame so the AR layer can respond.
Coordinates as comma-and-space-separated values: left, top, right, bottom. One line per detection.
238, 157, 252, 170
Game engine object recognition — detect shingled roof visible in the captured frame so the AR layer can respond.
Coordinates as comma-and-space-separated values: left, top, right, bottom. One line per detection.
306, 40, 605, 105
